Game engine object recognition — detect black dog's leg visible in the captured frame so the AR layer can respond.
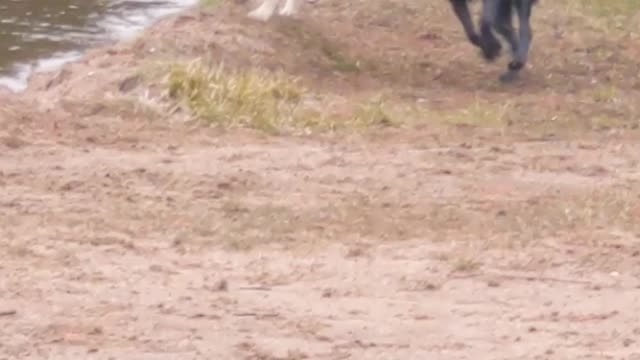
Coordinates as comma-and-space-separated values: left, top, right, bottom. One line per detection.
493, 0, 518, 56
479, 0, 503, 61
499, 0, 534, 82
449, 0, 482, 48
512, 0, 534, 68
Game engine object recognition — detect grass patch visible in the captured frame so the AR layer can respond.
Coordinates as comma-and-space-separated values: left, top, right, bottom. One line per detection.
320, 42, 362, 73
165, 59, 307, 132
480, 189, 640, 247
161, 56, 638, 136
351, 95, 397, 127
162, 59, 407, 133
451, 256, 482, 273
440, 98, 513, 128
566, 0, 640, 30
574, 0, 640, 18
591, 84, 619, 103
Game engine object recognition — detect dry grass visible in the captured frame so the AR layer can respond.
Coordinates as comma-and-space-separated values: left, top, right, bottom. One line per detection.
440, 98, 514, 128
161, 59, 410, 133
163, 182, 640, 252
451, 256, 483, 273
165, 59, 306, 132
572, 0, 640, 19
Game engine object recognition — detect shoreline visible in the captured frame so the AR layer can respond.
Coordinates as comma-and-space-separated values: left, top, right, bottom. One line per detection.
0, 0, 198, 94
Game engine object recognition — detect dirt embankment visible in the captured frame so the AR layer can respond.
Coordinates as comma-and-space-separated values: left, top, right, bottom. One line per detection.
1, 1, 640, 359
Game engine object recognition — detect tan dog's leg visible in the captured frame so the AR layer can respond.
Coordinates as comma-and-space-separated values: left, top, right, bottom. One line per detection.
279, 0, 300, 16
248, 0, 280, 21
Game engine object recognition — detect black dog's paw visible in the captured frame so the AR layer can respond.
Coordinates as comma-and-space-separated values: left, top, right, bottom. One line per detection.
469, 34, 482, 48
508, 60, 524, 71
481, 37, 502, 61
499, 70, 520, 83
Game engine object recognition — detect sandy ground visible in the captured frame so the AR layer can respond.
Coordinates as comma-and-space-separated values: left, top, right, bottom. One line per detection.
2, 0, 640, 359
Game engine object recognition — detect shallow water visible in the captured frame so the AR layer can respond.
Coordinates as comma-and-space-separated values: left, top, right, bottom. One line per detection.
0, 0, 197, 91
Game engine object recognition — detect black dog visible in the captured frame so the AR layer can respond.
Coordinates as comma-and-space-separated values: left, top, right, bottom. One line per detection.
449, 0, 537, 82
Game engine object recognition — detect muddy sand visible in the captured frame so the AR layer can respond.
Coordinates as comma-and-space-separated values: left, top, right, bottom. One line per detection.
1, 1, 640, 359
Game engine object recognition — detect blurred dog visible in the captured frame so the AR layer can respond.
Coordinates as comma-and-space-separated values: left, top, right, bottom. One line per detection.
247, 0, 300, 21
450, 0, 537, 82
